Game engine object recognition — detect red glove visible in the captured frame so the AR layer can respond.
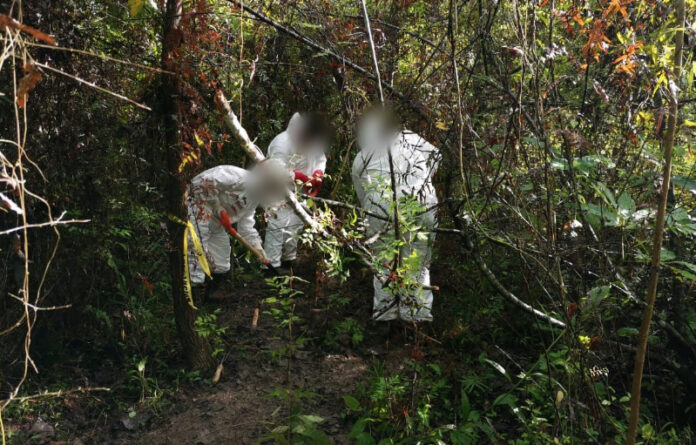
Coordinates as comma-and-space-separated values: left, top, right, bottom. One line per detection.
307, 170, 324, 197
311, 170, 323, 184
218, 210, 236, 235
294, 170, 310, 184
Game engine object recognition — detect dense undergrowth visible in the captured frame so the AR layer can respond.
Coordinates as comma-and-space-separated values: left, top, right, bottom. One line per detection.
2, 0, 696, 443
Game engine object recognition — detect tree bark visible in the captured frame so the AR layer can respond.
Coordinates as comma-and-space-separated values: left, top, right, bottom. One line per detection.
161, 0, 214, 372
625, 1, 685, 442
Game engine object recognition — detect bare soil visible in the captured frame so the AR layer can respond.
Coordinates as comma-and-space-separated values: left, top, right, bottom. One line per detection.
6, 252, 449, 444
118, 258, 413, 444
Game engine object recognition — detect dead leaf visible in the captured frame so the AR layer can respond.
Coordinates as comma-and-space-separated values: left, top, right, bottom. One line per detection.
251, 307, 259, 329
0, 14, 56, 45
16, 63, 42, 108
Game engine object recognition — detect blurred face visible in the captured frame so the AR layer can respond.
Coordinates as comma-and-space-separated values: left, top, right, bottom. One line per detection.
248, 159, 292, 207
297, 132, 327, 154
357, 109, 397, 152
295, 132, 313, 152
294, 114, 328, 153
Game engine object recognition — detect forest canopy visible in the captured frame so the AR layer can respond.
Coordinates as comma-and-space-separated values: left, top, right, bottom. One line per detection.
1, 0, 696, 443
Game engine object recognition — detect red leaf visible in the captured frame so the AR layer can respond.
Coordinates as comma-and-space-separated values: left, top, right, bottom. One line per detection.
0, 14, 56, 45
138, 273, 154, 296
589, 336, 600, 350
567, 302, 578, 317
16, 63, 42, 108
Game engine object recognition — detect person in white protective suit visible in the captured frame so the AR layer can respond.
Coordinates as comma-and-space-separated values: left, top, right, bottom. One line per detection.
263, 112, 328, 273
352, 110, 440, 322
187, 159, 291, 300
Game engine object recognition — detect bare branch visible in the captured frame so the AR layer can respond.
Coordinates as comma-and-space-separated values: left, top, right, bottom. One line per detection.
1, 386, 110, 407
34, 62, 152, 111
442, 225, 566, 329
0, 211, 90, 236
224, 0, 428, 117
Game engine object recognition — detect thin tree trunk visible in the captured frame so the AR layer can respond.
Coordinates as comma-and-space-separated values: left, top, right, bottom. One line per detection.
161, 0, 214, 372
625, 1, 685, 442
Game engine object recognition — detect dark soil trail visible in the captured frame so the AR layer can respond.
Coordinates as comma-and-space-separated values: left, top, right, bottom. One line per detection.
6, 254, 448, 445
104, 257, 417, 444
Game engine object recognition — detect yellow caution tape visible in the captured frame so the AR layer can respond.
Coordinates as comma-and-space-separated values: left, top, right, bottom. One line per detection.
169, 215, 211, 309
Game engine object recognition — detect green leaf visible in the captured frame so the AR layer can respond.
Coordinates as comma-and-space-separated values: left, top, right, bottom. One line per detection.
128, 0, 146, 17
523, 136, 544, 147
298, 414, 324, 425
617, 192, 635, 213
617, 327, 639, 337
573, 155, 611, 175
587, 285, 611, 305
636, 247, 677, 264
641, 423, 656, 439
492, 393, 517, 408
670, 261, 696, 282
594, 182, 617, 208
660, 248, 677, 262
672, 261, 696, 273
673, 175, 696, 195
550, 158, 568, 170
482, 358, 509, 381
459, 391, 471, 421
343, 395, 361, 411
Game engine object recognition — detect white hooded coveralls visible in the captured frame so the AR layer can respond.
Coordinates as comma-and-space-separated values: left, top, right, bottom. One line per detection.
263, 114, 327, 268
352, 130, 440, 322
187, 165, 262, 284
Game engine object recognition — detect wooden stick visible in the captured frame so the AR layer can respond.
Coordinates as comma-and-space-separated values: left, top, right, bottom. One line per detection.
1, 386, 110, 405
226, 224, 268, 264
251, 308, 259, 330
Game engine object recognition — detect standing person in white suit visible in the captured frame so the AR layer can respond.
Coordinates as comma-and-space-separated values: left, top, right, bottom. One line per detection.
263, 112, 329, 274
187, 160, 291, 300
352, 110, 440, 322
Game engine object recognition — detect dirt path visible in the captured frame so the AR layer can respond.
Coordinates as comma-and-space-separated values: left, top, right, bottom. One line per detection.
109, 260, 408, 444
6, 257, 425, 444
3, 249, 456, 445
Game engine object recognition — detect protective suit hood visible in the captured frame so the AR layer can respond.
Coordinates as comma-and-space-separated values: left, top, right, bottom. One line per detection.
286, 112, 304, 148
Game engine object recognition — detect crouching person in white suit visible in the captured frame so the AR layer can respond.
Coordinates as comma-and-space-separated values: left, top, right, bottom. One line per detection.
187, 160, 291, 300
352, 110, 440, 322
263, 112, 329, 274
